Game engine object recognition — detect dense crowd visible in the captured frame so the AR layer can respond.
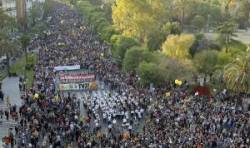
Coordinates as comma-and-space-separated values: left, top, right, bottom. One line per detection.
2, 3, 249, 148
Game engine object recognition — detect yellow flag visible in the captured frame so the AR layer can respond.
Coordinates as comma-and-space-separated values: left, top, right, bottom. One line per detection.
165, 92, 171, 97
34, 93, 39, 99
175, 79, 182, 86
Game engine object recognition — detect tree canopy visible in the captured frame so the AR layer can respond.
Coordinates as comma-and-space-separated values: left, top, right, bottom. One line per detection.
161, 34, 194, 61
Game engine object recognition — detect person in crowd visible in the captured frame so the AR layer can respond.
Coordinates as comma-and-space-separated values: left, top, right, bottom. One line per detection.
13, 2, 250, 147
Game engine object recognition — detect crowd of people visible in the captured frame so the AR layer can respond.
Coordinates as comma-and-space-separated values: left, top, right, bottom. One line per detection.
2, 2, 249, 148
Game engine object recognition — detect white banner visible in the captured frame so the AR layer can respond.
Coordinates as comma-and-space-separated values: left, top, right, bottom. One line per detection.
59, 83, 90, 91
54, 65, 80, 72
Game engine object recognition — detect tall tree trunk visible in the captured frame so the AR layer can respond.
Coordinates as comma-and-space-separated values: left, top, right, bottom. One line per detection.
24, 47, 27, 79
6, 53, 10, 76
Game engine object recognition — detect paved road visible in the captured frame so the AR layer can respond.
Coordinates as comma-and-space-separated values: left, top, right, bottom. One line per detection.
0, 77, 22, 144
205, 29, 250, 44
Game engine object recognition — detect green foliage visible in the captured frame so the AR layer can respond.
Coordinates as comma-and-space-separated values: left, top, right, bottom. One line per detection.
10, 54, 36, 88
0, 9, 17, 32
139, 62, 166, 86
191, 15, 206, 31
193, 50, 218, 74
157, 54, 194, 81
136, 52, 195, 86
223, 50, 250, 93
78, 0, 115, 42
99, 26, 117, 42
26, 55, 36, 70
190, 33, 205, 57
171, 0, 223, 29
20, 34, 31, 49
217, 21, 237, 52
123, 46, 156, 73
231, 0, 250, 29
147, 30, 166, 51
111, 35, 139, 62
161, 22, 181, 35
112, 0, 169, 43
190, 33, 221, 57
228, 39, 247, 52
29, 1, 44, 26
217, 51, 232, 68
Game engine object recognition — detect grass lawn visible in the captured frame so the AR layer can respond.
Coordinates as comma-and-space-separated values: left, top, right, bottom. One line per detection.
0, 69, 7, 81
9, 54, 37, 88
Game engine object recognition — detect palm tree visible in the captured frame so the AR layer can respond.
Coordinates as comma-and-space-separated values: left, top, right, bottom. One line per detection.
223, 50, 250, 93
0, 8, 19, 76
0, 32, 19, 75
217, 21, 237, 53
19, 34, 30, 60
19, 33, 30, 78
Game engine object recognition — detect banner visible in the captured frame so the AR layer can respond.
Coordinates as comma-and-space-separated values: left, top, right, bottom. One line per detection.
59, 82, 90, 91
54, 65, 80, 72
59, 71, 95, 83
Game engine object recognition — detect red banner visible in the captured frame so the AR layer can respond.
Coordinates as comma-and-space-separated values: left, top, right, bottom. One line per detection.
59, 71, 95, 83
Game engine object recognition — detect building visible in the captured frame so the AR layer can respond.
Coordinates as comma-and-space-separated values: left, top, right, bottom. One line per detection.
0, 0, 44, 17
16, 0, 26, 25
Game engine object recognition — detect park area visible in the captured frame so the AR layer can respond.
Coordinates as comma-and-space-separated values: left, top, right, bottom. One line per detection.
0, 0, 250, 147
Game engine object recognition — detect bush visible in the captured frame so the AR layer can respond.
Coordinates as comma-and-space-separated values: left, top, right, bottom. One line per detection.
157, 54, 194, 81
147, 30, 166, 51
191, 15, 206, 31
99, 26, 117, 42
193, 50, 218, 74
216, 52, 232, 68
111, 35, 139, 61
190, 34, 221, 57
123, 46, 156, 73
139, 62, 166, 86
161, 22, 181, 35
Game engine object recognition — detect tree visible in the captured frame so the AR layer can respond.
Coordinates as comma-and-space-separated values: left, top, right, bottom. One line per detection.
122, 46, 155, 73
234, 0, 250, 29
172, 0, 196, 29
112, 0, 169, 43
161, 22, 181, 35
223, 50, 250, 93
147, 22, 181, 51
78, 0, 114, 42
217, 51, 232, 68
191, 15, 206, 31
157, 54, 194, 81
29, 1, 44, 27
0, 33, 19, 75
217, 21, 237, 53
0, 9, 17, 34
19, 34, 30, 70
0, 10, 19, 75
193, 50, 218, 75
161, 34, 194, 61
138, 62, 166, 86
111, 35, 139, 62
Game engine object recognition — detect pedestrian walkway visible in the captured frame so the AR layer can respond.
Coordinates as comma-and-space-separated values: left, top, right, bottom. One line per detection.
0, 77, 21, 145
1, 77, 22, 107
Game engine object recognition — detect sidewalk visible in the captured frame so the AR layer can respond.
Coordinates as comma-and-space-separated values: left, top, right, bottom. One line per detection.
0, 77, 22, 146
1, 77, 22, 107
